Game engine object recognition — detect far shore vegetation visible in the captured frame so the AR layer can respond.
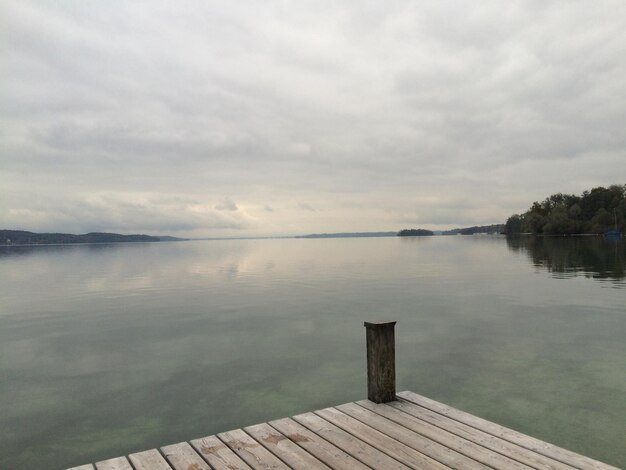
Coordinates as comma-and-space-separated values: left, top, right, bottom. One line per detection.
398, 229, 434, 236
505, 184, 625, 235
0, 230, 186, 245
441, 224, 504, 235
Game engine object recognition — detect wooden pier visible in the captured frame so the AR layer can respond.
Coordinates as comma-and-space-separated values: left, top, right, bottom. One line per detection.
67, 322, 618, 470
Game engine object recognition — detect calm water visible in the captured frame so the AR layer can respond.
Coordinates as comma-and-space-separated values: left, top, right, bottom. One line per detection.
1, 236, 624, 469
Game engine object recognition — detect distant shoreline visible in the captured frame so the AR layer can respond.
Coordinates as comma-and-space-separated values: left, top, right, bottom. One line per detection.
0, 241, 173, 247
2, 232, 620, 247
295, 231, 396, 239
0, 229, 187, 246
5, 225, 615, 247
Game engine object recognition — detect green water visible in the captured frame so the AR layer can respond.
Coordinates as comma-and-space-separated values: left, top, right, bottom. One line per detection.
0, 236, 624, 468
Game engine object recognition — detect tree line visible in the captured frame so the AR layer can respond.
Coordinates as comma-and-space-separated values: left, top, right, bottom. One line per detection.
398, 229, 434, 236
1, 230, 161, 245
442, 224, 504, 235
504, 185, 625, 235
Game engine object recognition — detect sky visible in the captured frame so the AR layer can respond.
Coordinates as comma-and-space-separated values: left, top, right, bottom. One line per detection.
1, 1, 625, 237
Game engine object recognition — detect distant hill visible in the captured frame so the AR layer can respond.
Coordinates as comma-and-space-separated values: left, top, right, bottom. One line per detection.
296, 231, 396, 239
442, 224, 504, 235
0, 230, 186, 245
397, 229, 434, 236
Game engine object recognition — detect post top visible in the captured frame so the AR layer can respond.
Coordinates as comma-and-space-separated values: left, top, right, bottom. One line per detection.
364, 321, 397, 329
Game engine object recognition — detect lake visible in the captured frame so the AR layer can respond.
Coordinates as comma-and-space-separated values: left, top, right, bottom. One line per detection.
0, 236, 624, 469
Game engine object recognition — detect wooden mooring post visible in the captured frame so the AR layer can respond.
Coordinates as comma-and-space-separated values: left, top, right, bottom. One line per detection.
364, 320, 396, 403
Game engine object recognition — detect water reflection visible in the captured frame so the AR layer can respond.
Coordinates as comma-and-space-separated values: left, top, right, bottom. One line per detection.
506, 236, 625, 282
1, 237, 625, 468
0, 243, 129, 258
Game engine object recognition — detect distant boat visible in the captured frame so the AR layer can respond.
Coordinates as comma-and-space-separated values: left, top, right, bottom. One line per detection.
603, 209, 622, 238
603, 229, 623, 239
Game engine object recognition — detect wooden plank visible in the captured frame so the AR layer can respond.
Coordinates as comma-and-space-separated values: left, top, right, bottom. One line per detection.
315, 406, 451, 470
245, 422, 330, 469
397, 391, 618, 470
269, 417, 370, 470
358, 400, 536, 470
94, 457, 133, 470
218, 428, 290, 470
161, 441, 211, 470
190, 434, 252, 470
67, 389, 618, 470
292, 411, 413, 469
128, 449, 173, 470
389, 398, 576, 470
336, 402, 490, 470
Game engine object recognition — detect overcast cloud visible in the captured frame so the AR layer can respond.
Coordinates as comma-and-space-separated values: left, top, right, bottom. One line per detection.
2, 1, 625, 236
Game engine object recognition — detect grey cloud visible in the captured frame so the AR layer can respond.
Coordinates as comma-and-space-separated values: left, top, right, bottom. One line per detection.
2, 193, 251, 235
215, 197, 238, 212
1, 1, 625, 236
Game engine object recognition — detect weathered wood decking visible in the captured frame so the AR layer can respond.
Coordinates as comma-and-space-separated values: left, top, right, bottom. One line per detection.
68, 390, 617, 470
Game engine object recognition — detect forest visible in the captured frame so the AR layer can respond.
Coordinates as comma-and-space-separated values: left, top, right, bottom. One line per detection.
504, 185, 625, 235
